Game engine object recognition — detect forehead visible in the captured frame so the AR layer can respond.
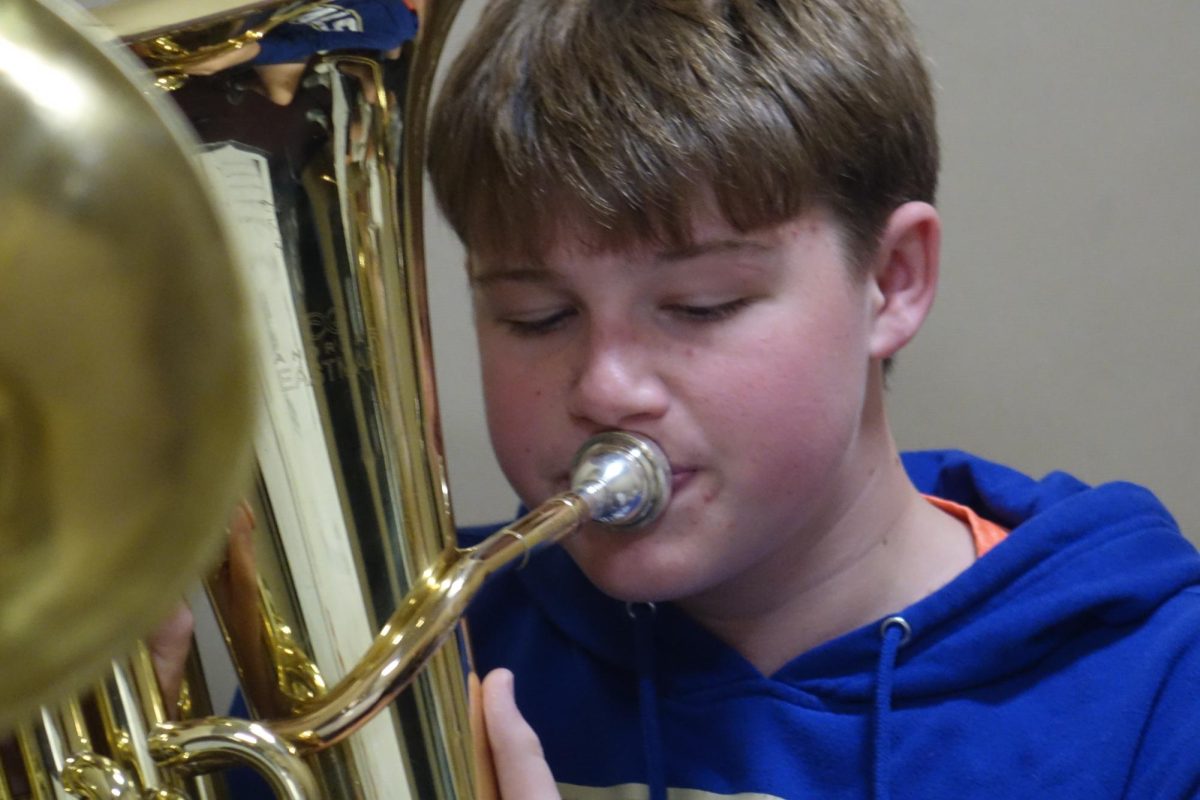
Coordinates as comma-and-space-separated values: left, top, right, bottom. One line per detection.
468, 203, 776, 273
469, 241, 786, 291
466, 204, 847, 281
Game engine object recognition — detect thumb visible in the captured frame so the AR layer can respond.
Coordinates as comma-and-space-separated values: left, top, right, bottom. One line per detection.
482, 669, 560, 800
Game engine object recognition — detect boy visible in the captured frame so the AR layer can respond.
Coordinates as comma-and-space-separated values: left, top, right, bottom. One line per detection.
429, 1, 1200, 798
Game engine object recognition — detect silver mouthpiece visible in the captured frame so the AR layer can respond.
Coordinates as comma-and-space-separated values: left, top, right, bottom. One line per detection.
569, 432, 672, 528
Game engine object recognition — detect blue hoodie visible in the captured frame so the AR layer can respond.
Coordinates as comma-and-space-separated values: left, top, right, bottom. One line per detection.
462, 450, 1200, 799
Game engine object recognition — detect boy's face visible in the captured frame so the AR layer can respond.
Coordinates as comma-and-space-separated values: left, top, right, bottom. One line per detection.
470, 208, 887, 606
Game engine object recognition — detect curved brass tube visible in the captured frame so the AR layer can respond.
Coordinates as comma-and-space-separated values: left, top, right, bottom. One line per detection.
150, 431, 670, 779
149, 718, 318, 800
3, 0, 673, 795
275, 494, 592, 748
61, 753, 158, 800
0, 0, 254, 727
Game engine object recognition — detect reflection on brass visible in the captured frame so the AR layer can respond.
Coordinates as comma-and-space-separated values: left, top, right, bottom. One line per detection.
61, 752, 146, 800
15, 719, 56, 798
0, 1, 676, 798
149, 718, 316, 800
269, 431, 671, 750
124, 2, 329, 91
156, 0, 484, 794
258, 577, 327, 711
0, 0, 254, 727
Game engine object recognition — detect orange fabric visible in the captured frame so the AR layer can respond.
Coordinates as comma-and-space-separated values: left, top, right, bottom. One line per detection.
924, 495, 1009, 558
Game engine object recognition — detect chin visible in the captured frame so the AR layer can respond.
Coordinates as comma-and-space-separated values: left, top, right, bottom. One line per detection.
565, 532, 703, 606
592, 577, 675, 605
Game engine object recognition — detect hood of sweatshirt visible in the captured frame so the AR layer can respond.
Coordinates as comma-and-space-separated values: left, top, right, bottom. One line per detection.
490, 449, 1200, 703
462, 450, 1200, 800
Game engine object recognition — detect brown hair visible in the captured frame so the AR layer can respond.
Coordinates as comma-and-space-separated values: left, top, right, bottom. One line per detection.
428, 0, 938, 270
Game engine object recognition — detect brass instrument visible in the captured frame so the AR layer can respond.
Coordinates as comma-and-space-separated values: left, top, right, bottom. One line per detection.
0, 0, 255, 726
1, 1, 673, 798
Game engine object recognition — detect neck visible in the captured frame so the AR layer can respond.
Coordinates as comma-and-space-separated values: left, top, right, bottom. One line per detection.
677, 381, 975, 676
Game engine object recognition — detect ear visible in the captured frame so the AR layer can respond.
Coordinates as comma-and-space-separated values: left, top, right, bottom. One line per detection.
866, 201, 941, 360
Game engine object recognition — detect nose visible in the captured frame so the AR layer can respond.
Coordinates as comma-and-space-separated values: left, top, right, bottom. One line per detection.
566, 329, 669, 429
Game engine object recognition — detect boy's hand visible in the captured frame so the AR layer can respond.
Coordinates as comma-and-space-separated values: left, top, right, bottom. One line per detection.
145, 600, 195, 712
477, 668, 560, 800
148, 500, 258, 713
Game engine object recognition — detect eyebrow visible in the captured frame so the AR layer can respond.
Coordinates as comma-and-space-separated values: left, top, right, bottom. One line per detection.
469, 237, 774, 285
655, 238, 773, 263
469, 265, 552, 287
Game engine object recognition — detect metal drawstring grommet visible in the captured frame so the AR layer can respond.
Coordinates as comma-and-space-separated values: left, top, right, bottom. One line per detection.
626, 601, 658, 619
879, 615, 912, 647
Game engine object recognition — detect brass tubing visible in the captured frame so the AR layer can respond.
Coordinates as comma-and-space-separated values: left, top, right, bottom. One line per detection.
95, 660, 163, 792
147, 429, 669, 780
272, 494, 591, 747
149, 493, 591, 766
128, 645, 170, 730
60, 753, 142, 800
141, 1, 326, 66
0, 0, 255, 727
56, 700, 91, 755
148, 719, 317, 800
16, 715, 65, 800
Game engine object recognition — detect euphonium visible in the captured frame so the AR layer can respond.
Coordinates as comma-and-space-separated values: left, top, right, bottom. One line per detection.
0, 2, 673, 798
0, 0, 256, 740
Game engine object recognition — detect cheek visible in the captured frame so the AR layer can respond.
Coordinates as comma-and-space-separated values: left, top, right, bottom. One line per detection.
479, 353, 555, 502
696, 333, 868, 489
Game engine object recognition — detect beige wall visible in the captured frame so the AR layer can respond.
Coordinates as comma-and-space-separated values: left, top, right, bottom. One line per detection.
427, 1, 1200, 538
892, 1, 1200, 537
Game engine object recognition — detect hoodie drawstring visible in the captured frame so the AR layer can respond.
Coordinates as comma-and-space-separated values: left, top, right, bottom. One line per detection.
630, 602, 667, 800
629, 604, 908, 800
874, 615, 910, 800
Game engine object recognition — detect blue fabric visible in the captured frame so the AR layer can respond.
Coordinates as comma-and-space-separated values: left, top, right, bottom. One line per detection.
631, 603, 667, 800
251, 1, 418, 65
873, 618, 907, 800
223, 692, 271, 797
462, 449, 1200, 798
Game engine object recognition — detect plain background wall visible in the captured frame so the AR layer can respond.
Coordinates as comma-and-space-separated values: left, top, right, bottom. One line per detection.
426, 1, 1200, 539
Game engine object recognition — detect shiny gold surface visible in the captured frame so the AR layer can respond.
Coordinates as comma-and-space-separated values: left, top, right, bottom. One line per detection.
125, 1, 326, 91
271, 495, 592, 748
257, 578, 327, 712
15, 719, 56, 798
61, 752, 144, 800
0, 0, 253, 726
143, 469, 651, 792
28, 0, 477, 795
154, 430, 669, 766
4, 2, 672, 798
176, 0, 479, 794
87, 0, 283, 39
150, 718, 316, 800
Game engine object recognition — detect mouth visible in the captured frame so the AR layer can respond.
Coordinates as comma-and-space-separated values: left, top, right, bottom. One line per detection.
553, 462, 693, 498
670, 468, 695, 494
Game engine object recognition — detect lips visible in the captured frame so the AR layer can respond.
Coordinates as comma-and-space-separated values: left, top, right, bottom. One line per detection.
669, 467, 695, 494
552, 461, 693, 497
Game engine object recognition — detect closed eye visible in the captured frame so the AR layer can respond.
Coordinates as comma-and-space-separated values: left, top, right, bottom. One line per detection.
499, 308, 577, 336
663, 298, 751, 323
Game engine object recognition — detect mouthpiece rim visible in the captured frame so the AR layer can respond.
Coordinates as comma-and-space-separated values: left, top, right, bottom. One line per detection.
569, 431, 672, 529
